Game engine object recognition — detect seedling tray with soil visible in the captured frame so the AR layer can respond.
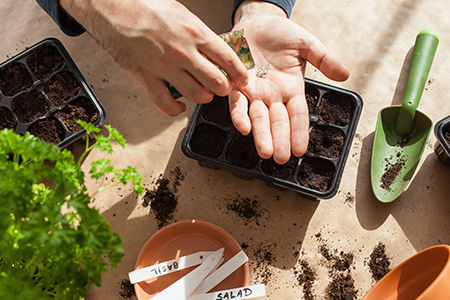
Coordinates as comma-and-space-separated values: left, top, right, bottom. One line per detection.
0, 38, 105, 148
182, 78, 363, 199
434, 115, 450, 165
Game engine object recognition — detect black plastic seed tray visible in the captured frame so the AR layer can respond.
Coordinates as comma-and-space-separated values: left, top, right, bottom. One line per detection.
434, 115, 450, 165
0, 38, 105, 148
182, 78, 363, 199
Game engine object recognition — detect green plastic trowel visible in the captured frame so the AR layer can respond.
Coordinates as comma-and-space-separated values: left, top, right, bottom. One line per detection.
371, 30, 439, 203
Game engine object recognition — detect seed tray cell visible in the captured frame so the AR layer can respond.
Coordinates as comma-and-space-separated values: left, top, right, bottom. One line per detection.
0, 38, 106, 148
182, 78, 363, 199
434, 115, 450, 165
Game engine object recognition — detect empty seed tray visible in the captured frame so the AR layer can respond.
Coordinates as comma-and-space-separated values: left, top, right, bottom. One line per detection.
182, 78, 363, 199
434, 115, 450, 165
0, 38, 105, 148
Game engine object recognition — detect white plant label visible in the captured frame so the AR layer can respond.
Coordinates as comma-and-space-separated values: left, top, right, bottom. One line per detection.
189, 284, 266, 300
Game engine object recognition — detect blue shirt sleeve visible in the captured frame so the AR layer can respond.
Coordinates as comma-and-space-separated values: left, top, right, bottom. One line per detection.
35, 0, 85, 36
232, 0, 296, 24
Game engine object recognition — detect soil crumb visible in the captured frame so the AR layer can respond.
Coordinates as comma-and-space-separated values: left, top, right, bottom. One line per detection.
142, 168, 184, 228
368, 242, 391, 281
295, 260, 317, 300
118, 279, 135, 299
325, 273, 358, 300
250, 243, 277, 285
380, 155, 406, 190
226, 196, 264, 225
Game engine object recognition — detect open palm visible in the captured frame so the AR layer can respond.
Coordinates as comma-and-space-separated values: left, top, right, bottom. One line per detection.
230, 15, 349, 164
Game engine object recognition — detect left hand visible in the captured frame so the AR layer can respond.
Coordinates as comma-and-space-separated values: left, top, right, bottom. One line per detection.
230, 9, 349, 164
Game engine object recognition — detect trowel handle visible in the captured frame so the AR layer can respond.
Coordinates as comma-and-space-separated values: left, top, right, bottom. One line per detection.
394, 30, 439, 136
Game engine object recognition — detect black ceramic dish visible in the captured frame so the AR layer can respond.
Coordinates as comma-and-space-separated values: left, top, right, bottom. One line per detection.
0, 38, 105, 148
182, 78, 363, 199
434, 115, 450, 165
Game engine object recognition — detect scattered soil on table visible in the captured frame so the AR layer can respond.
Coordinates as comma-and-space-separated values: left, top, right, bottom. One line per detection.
261, 156, 298, 180
142, 168, 184, 228
0, 107, 17, 130
368, 242, 391, 281
318, 93, 355, 126
27, 45, 64, 80
201, 95, 232, 127
190, 123, 227, 158
0, 63, 33, 96
308, 125, 345, 158
118, 279, 135, 299
28, 117, 66, 145
11, 90, 50, 123
44, 71, 80, 107
295, 259, 317, 300
226, 196, 266, 226
250, 243, 277, 285
226, 135, 260, 169
325, 273, 358, 300
319, 244, 354, 273
306, 85, 320, 116
297, 157, 335, 192
60, 96, 98, 132
380, 154, 406, 191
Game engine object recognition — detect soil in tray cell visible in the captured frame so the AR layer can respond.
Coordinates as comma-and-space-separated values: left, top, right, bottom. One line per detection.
308, 125, 345, 158
27, 45, 64, 80
261, 155, 298, 180
201, 95, 233, 128
226, 135, 260, 169
297, 157, 335, 192
11, 90, 50, 124
28, 117, 66, 145
0, 63, 33, 96
44, 71, 81, 107
0, 107, 17, 130
190, 123, 228, 158
60, 97, 99, 132
318, 92, 355, 126
305, 84, 320, 116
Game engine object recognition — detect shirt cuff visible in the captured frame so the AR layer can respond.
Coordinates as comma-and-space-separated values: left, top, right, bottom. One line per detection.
36, 0, 85, 36
232, 0, 296, 25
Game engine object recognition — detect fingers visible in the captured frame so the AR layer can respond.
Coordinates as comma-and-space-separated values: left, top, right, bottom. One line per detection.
143, 79, 187, 117
287, 95, 309, 157
301, 31, 350, 82
269, 102, 291, 164
199, 35, 249, 88
249, 100, 273, 159
229, 90, 251, 135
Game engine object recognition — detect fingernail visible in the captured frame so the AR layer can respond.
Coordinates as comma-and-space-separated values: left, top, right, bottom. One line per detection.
237, 78, 249, 87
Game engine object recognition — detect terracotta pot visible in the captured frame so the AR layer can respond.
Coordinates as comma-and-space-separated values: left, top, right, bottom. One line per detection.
363, 245, 450, 300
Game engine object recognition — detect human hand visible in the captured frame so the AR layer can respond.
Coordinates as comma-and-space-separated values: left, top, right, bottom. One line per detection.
60, 0, 249, 116
231, 2, 350, 164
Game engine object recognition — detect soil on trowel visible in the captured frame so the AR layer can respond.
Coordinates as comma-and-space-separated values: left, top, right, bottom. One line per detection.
380, 154, 406, 191
368, 242, 391, 281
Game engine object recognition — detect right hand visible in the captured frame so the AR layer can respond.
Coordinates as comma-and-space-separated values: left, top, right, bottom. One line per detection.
60, 0, 249, 116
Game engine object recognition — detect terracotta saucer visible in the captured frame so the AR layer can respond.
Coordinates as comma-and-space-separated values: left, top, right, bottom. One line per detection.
134, 219, 249, 299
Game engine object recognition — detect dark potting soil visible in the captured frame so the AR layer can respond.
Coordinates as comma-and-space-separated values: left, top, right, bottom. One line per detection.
324, 273, 358, 300
308, 125, 345, 158
142, 169, 184, 228
60, 97, 98, 132
261, 156, 298, 180
319, 244, 354, 273
201, 95, 232, 127
27, 45, 64, 80
251, 243, 277, 285
11, 90, 50, 123
306, 85, 319, 116
0, 63, 33, 96
226, 135, 260, 169
0, 107, 17, 130
226, 196, 263, 225
380, 155, 406, 191
118, 279, 135, 299
297, 157, 335, 192
295, 259, 317, 300
28, 117, 66, 145
190, 123, 227, 158
44, 71, 81, 107
318, 93, 355, 126
368, 242, 391, 281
